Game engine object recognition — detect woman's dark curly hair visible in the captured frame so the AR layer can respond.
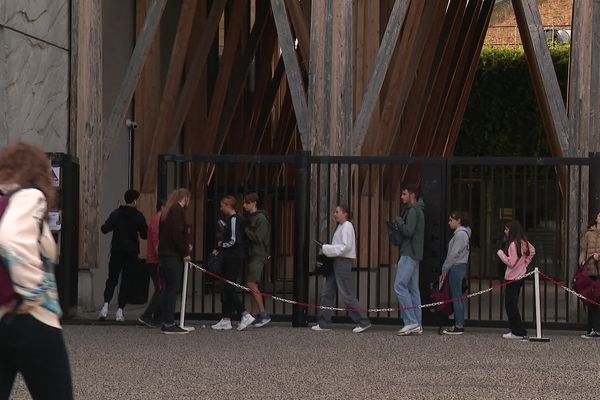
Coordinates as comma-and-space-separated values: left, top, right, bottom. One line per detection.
0, 142, 56, 208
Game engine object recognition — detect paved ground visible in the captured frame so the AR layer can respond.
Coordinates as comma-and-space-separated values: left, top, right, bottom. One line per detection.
9, 322, 600, 399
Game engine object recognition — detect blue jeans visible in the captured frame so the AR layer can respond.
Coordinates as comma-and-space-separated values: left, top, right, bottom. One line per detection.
394, 256, 421, 326
449, 263, 467, 326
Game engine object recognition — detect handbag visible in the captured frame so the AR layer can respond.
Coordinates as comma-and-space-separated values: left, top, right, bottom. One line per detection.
431, 277, 453, 317
205, 252, 223, 276
573, 257, 600, 302
313, 254, 333, 276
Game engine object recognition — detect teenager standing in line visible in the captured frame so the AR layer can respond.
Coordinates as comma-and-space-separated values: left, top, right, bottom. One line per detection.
578, 212, 600, 339
139, 200, 165, 328
311, 205, 371, 333
212, 196, 255, 331
243, 193, 271, 327
440, 211, 471, 335
159, 189, 192, 335
394, 184, 425, 336
0, 143, 73, 399
497, 220, 535, 340
99, 189, 148, 321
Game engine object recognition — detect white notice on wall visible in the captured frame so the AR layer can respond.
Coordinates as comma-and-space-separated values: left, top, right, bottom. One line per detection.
49, 212, 61, 231
51, 167, 60, 187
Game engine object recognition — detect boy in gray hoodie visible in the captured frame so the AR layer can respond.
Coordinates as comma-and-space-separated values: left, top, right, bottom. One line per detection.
394, 184, 425, 336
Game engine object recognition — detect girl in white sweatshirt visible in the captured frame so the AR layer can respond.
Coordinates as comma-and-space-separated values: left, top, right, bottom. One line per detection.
311, 205, 371, 333
0, 143, 73, 399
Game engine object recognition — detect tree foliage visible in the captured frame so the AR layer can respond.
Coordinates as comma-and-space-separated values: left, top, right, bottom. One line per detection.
454, 46, 570, 157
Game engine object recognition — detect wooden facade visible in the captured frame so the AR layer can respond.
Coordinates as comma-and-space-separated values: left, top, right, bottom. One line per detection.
70, 0, 600, 270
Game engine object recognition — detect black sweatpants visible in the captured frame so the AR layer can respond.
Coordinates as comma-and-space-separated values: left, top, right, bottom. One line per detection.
0, 314, 73, 400
103, 250, 138, 309
142, 263, 163, 322
160, 255, 183, 326
587, 277, 600, 333
505, 280, 527, 337
222, 256, 245, 318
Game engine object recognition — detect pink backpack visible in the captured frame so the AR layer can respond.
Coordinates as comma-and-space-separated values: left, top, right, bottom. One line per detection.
0, 194, 17, 305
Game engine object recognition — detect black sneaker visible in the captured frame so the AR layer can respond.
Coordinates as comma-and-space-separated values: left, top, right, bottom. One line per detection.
442, 326, 465, 335
161, 325, 190, 335
138, 316, 159, 328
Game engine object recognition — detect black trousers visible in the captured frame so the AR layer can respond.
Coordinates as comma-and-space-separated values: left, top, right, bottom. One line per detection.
505, 280, 527, 336
160, 256, 183, 326
142, 263, 163, 322
0, 314, 73, 400
222, 256, 245, 318
103, 251, 138, 309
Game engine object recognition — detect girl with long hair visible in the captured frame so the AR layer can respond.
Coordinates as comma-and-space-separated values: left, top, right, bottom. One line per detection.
497, 220, 536, 340
578, 212, 600, 339
158, 188, 191, 335
0, 142, 73, 399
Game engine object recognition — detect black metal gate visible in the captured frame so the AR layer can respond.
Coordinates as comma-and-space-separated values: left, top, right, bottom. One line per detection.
158, 153, 590, 329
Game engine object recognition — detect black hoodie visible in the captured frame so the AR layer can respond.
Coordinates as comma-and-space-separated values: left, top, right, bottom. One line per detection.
101, 205, 148, 254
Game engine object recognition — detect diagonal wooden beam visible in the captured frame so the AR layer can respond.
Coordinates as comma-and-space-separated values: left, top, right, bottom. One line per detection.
140, 0, 198, 192
212, 8, 274, 155
140, 0, 226, 193
271, 0, 309, 147
512, 0, 570, 156
285, 0, 310, 70
352, 0, 410, 154
103, 0, 169, 162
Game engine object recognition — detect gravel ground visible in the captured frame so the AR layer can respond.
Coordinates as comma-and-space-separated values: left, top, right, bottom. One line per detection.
8, 323, 600, 399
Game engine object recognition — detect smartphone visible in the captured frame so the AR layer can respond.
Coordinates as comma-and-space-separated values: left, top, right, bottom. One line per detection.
313, 239, 323, 247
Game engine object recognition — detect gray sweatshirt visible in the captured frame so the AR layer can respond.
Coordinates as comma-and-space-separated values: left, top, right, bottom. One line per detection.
441, 226, 471, 274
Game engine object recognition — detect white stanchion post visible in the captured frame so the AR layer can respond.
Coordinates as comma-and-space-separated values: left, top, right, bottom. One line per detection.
529, 267, 549, 342
179, 261, 195, 332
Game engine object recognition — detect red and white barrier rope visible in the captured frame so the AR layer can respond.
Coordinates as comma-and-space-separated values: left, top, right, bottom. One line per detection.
187, 261, 535, 313
537, 270, 600, 307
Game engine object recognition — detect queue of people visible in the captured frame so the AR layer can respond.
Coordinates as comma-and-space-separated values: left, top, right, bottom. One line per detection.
87, 176, 597, 341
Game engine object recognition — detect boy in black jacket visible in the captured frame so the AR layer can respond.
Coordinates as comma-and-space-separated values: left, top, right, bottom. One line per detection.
99, 190, 148, 321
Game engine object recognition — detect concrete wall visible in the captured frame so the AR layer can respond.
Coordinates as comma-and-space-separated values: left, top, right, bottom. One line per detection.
0, 0, 70, 150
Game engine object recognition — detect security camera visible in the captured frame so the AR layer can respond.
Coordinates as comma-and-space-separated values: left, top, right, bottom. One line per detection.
125, 119, 139, 129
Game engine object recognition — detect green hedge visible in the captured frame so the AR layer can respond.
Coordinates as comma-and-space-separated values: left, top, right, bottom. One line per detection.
454, 46, 570, 157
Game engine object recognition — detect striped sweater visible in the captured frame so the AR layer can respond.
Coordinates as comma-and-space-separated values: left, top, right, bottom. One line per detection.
0, 188, 61, 329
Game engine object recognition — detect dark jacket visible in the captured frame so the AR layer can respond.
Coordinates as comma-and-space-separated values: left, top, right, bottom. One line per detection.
219, 214, 246, 259
158, 203, 189, 259
101, 205, 148, 254
245, 210, 270, 259
395, 198, 425, 261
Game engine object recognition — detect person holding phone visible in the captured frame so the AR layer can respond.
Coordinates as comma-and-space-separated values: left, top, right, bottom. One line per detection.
311, 205, 371, 333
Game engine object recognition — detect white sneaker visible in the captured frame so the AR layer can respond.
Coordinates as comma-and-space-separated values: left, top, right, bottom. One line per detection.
211, 319, 233, 330
413, 325, 424, 335
115, 308, 124, 322
397, 323, 420, 336
99, 303, 108, 320
352, 324, 372, 333
237, 313, 256, 331
311, 324, 331, 331
502, 332, 526, 340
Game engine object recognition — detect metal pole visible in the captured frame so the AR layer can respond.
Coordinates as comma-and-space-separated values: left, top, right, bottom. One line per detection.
179, 261, 195, 332
293, 150, 310, 327
529, 267, 549, 342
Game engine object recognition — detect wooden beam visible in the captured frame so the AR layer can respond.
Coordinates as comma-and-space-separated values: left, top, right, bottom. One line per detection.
140, 0, 197, 192
72, 0, 102, 270
140, 0, 226, 192
212, 8, 274, 155
271, 0, 309, 147
512, 0, 570, 156
353, 0, 410, 153
103, 0, 169, 162
285, 0, 310, 70
444, 0, 494, 156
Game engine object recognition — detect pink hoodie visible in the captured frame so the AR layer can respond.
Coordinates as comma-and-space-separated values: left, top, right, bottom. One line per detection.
497, 241, 536, 281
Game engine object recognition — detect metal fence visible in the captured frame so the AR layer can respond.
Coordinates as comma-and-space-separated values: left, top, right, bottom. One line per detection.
158, 153, 591, 329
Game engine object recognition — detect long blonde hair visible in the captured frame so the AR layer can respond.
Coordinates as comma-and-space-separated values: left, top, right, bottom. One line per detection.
161, 188, 190, 221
